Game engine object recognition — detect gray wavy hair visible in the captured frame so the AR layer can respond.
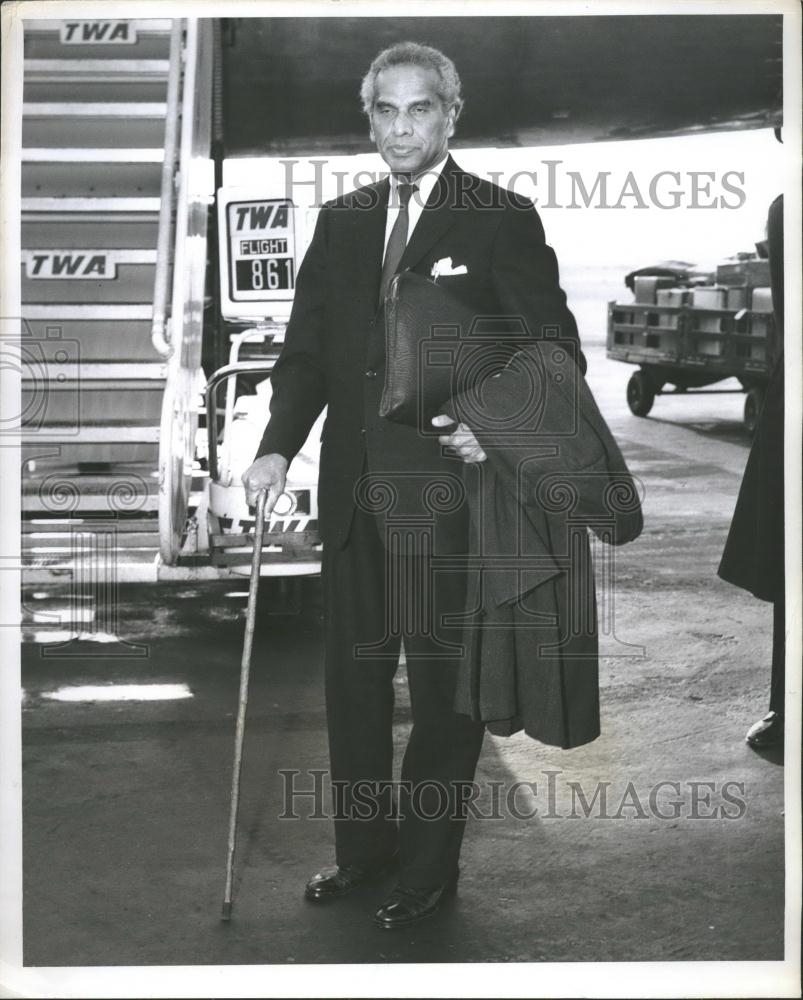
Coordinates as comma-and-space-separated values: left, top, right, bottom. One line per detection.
360, 41, 464, 119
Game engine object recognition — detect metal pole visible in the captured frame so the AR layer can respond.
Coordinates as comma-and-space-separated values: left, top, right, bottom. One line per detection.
221, 488, 268, 921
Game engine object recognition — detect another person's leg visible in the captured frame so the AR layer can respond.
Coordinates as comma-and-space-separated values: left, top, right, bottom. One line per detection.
769, 597, 785, 716
746, 598, 785, 748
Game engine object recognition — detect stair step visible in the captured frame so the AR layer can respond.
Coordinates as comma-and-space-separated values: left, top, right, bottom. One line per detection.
24, 513, 158, 526
23, 218, 160, 249
22, 148, 163, 162
24, 288, 157, 313
22, 550, 161, 576
23, 491, 159, 514
23, 279, 156, 307
23, 161, 163, 197
22, 197, 160, 214
23, 465, 159, 494
23, 119, 166, 148
24, 19, 173, 34
24, 58, 171, 80
24, 515, 158, 532
23, 501, 159, 516
22, 547, 160, 568
20, 318, 157, 364
24, 102, 167, 117
23, 304, 152, 320
23, 442, 159, 469
25, 81, 169, 105
24, 500, 159, 517
23, 531, 160, 547
22, 484, 159, 500
22, 425, 161, 443
22, 362, 167, 381
22, 382, 165, 425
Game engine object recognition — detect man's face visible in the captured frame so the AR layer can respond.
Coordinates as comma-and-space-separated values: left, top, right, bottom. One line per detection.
369, 64, 456, 179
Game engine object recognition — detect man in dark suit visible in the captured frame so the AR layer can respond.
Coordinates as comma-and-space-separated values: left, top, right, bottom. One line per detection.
243, 41, 581, 928
719, 193, 785, 749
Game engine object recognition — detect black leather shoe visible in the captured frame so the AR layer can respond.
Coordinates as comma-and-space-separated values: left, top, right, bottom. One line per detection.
304, 852, 398, 902
746, 711, 784, 748
374, 876, 458, 929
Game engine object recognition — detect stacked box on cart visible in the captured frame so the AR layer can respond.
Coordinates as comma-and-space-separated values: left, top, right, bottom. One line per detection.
716, 259, 771, 287
692, 315, 726, 333
655, 288, 688, 328
656, 288, 690, 307
750, 316, 772, 340
692, 336, 725, 356
690, 286, 728, 309
742, 341, 767, 362
751, 287, 774, 313
633, 275, 676, 303
726, 287, 748, 310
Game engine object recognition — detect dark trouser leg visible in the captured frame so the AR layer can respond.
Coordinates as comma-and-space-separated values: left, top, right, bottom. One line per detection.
322, 506, 485, 881
769, 597, 785, 714
397, 554, 486, 890
322, 507, 400, 868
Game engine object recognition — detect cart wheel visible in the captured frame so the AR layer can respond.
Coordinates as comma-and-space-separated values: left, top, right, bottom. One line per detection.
743, 387, 765, 435
626, 370, 655, 417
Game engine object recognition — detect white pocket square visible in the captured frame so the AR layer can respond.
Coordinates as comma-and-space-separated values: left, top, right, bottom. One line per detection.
431, 257, 468, 279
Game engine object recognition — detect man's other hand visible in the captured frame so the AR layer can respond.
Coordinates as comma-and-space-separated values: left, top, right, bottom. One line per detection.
242, 454, 289, 513
432, 414, 487, 463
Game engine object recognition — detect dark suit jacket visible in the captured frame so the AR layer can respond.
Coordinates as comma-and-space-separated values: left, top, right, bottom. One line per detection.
257, 155, 582, 550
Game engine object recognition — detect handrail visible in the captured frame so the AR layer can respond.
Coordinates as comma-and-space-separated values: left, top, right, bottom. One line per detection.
150, 19, 183, 358
205, 362, 277, 484
219, 327, 281, 485
157, 18, 214, 564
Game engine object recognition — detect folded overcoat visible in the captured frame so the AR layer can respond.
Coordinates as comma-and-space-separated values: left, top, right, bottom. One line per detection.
447, 341, 643, 747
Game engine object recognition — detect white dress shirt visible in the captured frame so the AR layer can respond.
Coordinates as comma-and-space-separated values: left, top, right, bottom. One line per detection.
382, 154, 449, 258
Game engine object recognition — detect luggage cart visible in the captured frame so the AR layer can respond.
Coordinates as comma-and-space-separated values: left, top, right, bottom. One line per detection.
606, 259, 777, 433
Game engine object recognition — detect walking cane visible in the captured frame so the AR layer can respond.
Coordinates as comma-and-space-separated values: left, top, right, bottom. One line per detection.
221, 487, 269, 921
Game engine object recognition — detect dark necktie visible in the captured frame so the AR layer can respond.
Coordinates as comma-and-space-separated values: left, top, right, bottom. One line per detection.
378, 182, 417, 307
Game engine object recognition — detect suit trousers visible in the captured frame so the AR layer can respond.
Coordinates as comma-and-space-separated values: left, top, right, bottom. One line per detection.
321, 501, 486, 889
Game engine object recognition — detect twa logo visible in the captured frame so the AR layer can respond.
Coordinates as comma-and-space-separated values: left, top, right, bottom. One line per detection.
25, 252, 113, 280
232, 202, 291, 233
60, 21, 137, 44
23, 250, 154, 280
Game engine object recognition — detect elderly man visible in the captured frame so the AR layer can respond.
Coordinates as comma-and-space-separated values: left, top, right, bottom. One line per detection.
243, 41, 582, 928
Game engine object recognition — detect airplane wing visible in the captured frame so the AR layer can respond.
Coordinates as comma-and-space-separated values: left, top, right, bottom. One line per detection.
220, 14, 783, 155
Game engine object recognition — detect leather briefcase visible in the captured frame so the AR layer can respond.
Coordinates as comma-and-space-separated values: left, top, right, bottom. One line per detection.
380, 269, 477, 428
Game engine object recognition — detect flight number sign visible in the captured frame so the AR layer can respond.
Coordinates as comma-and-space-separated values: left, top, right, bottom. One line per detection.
222, 195, 296, 307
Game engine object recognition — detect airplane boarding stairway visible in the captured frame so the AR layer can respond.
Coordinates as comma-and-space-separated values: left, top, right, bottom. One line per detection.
21, 18, 213, 583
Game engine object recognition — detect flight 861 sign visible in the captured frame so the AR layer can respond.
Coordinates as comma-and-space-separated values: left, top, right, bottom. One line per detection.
217, 190, 298, 320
